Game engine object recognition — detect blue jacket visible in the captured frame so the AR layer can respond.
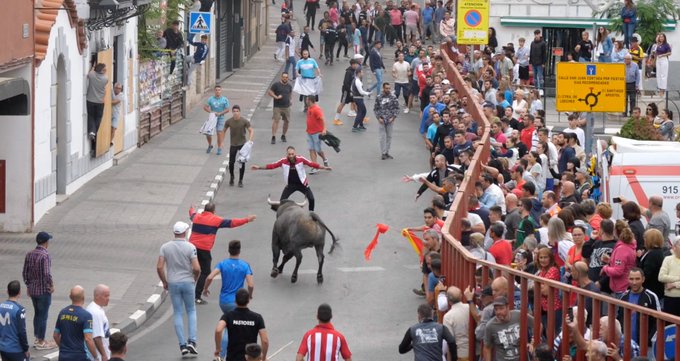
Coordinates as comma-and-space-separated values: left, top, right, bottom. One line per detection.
191, 40, 209, 63
558, 146, 575, 174
0, 300, 29, 353
419, 102, 446, 134
369, 48, 384, 72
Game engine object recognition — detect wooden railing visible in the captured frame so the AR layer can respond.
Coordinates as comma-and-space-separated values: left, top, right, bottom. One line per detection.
438, 43, 680, 361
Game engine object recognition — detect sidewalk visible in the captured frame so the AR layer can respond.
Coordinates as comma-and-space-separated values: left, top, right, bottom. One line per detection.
0, 5, 285, 360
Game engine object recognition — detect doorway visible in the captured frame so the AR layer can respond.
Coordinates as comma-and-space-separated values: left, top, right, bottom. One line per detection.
542, 27, 585, 88
56, 56, 68, 194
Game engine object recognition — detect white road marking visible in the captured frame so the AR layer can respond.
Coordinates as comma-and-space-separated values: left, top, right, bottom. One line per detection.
268, 341, 294, 360
402, 264, 421, 270
337, 266, 385, 272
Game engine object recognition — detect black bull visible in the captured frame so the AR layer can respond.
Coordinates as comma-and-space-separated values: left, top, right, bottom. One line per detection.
267, 198, 338, 283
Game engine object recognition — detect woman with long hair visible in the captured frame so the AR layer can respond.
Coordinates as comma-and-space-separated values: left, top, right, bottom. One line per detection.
611, 40, 628, 63
654, 33, 672, 97
645, 102, 659, 123
638, 229, 666, 304
498, 76, 513, 106
547, 217, 574, 267
602, 221, 637, 298
535, 141, 554, 191
534, 247, 563, 335
622, 201, 645, 252
527, 151, 545, 196
659, 236, 680, 316
487, 27, 498, 54
595, 27, 613, 62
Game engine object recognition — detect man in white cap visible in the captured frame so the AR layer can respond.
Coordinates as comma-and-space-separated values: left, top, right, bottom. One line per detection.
157, 221, 201, 357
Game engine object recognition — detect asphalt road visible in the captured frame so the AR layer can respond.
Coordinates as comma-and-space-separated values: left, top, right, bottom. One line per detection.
127, 13, 440, 361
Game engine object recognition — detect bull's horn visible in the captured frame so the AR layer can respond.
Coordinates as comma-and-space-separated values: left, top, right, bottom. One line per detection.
267, 195, 280, 206
296, 198, 308, 207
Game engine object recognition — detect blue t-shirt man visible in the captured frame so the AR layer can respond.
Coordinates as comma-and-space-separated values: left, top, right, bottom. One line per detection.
295, 58, 319, 79
54, 305, 93, 361
207, 95, 230, 132
0, 300, 29, 355
217, 258, 253, 307
422, 6, 434, 24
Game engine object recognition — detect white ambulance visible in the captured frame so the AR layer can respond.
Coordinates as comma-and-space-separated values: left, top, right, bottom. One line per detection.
599, 136, 680, 235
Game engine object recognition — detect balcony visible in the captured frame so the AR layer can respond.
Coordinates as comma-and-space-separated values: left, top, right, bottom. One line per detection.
86, 0, 151, 30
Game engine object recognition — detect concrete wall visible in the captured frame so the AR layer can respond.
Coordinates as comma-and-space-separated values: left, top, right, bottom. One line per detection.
0, 64, 33, 232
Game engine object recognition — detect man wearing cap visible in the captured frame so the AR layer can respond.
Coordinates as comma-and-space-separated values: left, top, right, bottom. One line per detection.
483, 296, 535, 361
22, 232, 56, 350
157, 222, 201, 356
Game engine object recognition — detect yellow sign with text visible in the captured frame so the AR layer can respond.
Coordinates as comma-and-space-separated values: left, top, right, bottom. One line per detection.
556, 62, 626, 112
456, 0, 489, 45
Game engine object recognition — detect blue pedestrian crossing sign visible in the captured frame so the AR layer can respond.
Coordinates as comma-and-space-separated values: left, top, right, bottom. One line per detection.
189, 11, 212, 34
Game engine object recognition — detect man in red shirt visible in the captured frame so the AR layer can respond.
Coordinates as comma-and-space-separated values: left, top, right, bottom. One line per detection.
305, 96, 329, 174
519, 114, 535, 150
296, 304, 352, 361
189, 203, 256, 304
488, 223, 513, 266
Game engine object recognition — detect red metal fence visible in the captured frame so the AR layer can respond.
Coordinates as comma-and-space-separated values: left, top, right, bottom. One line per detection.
438, 43, 680, 361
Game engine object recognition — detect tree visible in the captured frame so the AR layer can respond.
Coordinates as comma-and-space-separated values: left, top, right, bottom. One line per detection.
595, 0, 680, 49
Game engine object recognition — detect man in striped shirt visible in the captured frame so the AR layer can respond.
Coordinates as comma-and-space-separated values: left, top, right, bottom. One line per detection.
295, 304, 352, 361
22, 232, 56, 350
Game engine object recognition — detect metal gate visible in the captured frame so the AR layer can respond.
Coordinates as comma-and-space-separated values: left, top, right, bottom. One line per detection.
217, 0, 232, 77
542, 27, 585, 88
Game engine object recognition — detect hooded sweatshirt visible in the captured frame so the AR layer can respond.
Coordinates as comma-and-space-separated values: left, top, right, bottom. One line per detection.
603, 240, 637, 293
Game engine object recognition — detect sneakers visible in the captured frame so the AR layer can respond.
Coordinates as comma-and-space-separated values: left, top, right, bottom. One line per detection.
386, 153, 394, 159
238, 181, 243, 188
363, 117, 369, 124
181, 346, 190, 356
281, 134, 287, 142
206, 145, 213, 153
359, 125, 367, 131
412, 288, 426, 297
381, 154, 388, 160
323, 159, 329, 167
310, 168, 318, 174
352, 127, 360, 132
403, 108, 410, 114
229, 176, 234, 186
271, 136, 276, 144
347, 110, 357, 117
216, 148, 222, 156
195, 298, 207, 305
88, 132, 96, 140
186, 341, 198, 355
34, 340, 57, 350
333, 118, 343, 125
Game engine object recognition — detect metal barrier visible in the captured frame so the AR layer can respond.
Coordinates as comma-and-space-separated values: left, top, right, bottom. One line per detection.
438, 43, 680, 361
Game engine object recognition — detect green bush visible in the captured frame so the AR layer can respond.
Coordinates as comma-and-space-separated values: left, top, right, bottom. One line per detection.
617, 117, 665, 140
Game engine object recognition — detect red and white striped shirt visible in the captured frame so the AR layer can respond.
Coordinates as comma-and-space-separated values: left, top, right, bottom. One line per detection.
297, 323, 352, 361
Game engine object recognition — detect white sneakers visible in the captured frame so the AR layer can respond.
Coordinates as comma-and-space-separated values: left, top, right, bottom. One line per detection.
347, 110, 357, 117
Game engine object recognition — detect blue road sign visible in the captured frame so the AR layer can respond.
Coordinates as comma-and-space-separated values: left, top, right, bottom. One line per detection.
586, 65, 596, 76
189, 11, 212, 34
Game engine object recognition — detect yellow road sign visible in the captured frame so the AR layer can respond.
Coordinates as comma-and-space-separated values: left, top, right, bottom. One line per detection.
456, 0, 489, 45
556, 62, 626, 112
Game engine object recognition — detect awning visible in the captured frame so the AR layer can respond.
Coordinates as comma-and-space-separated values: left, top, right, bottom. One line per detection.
500, 17, 676, 31
0, 77, 30, 102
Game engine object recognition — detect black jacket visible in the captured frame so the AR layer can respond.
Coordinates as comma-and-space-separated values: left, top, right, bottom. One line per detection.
342, 66, 355, 92
617, 288, 661, 344
638, 248, 666, 300
529, 39, 546, 66
300, 32, 314, 51
417, 166, 460, 196
369, 48, 384, 71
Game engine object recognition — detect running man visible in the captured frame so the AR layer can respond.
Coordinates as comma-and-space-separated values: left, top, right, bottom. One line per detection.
203, 86, 230, 155
223, 105, 254, 187
251, 146, 331, 211
305, 96, 329, 171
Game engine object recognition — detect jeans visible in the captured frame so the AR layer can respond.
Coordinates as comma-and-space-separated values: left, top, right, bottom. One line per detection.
168, 282, 197, 347
219, 303, 236, 358
379, 121, 394, 154
281, 184, 316, 211
0, 352, 27, 361
622, 22, 635, 48
353, 98, 367, 128
195, 249, 212, 300
424, 22, 436, 42
86, 101, 104, 136
30, 294, 51, 340
533, 64, 544, 89
598, 55, 611, 63
367, 68, 384, 95
284, 56, 297, 79
394, 82, 409, 104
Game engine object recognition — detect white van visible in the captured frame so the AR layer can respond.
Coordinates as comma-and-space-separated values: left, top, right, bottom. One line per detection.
599, 136, 680, 235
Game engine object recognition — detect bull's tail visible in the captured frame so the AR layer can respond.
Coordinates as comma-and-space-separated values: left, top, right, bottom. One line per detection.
310, 212, 339, 254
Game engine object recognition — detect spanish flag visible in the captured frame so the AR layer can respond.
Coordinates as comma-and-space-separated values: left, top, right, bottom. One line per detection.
401, 228, 425, 261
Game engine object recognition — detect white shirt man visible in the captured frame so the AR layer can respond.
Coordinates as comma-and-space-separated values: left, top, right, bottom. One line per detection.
86, 284, 111, 361
442, 287, 470, 360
